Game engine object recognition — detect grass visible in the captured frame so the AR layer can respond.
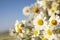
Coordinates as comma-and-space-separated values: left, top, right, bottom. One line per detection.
0, 31, 17, 40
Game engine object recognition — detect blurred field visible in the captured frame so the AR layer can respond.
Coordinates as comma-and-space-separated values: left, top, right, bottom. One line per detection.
0, 31, 17, 40
0, 31, 60, 40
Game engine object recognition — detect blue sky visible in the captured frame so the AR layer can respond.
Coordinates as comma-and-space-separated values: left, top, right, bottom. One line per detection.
0, 0, 36, 32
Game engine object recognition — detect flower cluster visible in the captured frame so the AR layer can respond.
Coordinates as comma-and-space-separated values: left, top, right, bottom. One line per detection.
10, 0, 60, 40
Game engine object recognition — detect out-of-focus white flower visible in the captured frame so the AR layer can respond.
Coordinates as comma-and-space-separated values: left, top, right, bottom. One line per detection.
48, 8, 55, 16
25, 19, 33, 27
23, 6, 30, 16
15, 20, 25, 37
42, 36, 57, 40
15, 20, 22, 33
30, 2, 41, 15
10, 29, 16, 36
45, 28, 53, 36
37, 0, 47, 10
43, 27, 57, 40
10, 0, 60, 40
42, 37, 48, 40
49, 15, 60, 28
32, 29, 40, 37
48, 8, 59, 16
52, 2, 59, 9
59, 18, 60, 23
55, 10, 60, 14
33, 12, 47, 30
31, 38, 35, 40
21, 20, 26, 24
36, 0, 44, 7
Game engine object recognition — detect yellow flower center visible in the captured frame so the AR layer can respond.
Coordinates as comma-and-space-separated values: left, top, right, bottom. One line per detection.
16, 24, 22, 33
25, 9, 29, 14
53, 3, 57, 8
51, 9, 55, 13
33, 7, 39, 13
17, 27, 22, 33
50, 19, 57, 26
47, 29, 53, 36
34, 30, 38, 36
42, 37, 48, 40
37, 19, 43, 26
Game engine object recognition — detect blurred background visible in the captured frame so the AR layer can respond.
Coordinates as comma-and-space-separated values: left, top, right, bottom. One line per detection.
0, 0, 36, 40
0, 0, 36, 32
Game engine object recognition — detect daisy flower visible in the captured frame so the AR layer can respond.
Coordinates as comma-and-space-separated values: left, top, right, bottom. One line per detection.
15, 20, 22, 33
36, 0, 44, 7
23, 6, 30, 16
52, 2, 59, 9
42, 37, 48, 40
37, 0, 47, 10
30, 2, 41, 15
33, 12, 47, 30
55, 10, 59, 14
48, 8, 59, 16
42, 36, 58, 40
49, 14, 60, 28
43, 27, 57, 40
25, 19, 33, 27
15, 20, 24, 37
33, 29, 40, 37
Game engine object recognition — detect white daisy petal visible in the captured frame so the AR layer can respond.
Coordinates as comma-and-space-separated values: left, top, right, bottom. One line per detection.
23, 6, 30, 16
